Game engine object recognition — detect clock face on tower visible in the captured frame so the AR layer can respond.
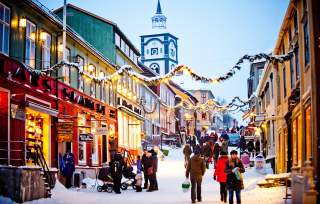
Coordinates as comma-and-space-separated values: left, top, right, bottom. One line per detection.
170, 48, 175, 58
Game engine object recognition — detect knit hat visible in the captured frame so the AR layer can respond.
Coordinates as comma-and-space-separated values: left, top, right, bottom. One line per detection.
230, 150, 238, 155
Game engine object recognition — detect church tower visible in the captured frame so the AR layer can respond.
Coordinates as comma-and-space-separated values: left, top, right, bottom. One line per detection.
140, 0, 178, 75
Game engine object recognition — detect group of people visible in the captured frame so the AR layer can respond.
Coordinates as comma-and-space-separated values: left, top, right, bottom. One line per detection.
109, 148, 159, 194
237, 136, 261, 156
184, 140, 245, 204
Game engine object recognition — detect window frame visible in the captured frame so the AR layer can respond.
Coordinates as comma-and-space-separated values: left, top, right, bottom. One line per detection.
25, 19, 36, 69
0, 2, 10, 55
41, 31, 51, 69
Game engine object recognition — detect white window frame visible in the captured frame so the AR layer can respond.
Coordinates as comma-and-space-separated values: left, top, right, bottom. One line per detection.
0, 3, 10, 55
25, 20, 36, 69
41, 32, 51, 69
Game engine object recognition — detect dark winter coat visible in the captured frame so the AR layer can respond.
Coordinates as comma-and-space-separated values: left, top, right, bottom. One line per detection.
110, 153, 124, 178
247, 141, 254, 152
201, 144, 212, 157
183, 145, 192, 157
225, 157, 245, 191
186, 154, 206, 181
63, 152, 75, 177
136, 159, 142, 173
221, 141, 228, 154
214, 155, 228, 183
213, 143, 221, 159
238, 136, 246, 151
152, 153, 158, 173
141, 153, 148, 172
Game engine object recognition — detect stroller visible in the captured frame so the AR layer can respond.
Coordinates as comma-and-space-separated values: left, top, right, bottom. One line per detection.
97, 167, 114, 193
121, 165, 136, 190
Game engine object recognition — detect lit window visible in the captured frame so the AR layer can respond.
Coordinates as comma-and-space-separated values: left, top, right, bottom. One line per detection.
0, 3, 10, 55
41, 32, 51, 69
25, 20, 36, 68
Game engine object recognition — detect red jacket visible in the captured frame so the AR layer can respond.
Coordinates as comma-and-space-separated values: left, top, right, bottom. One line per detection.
214, 155, 228, 183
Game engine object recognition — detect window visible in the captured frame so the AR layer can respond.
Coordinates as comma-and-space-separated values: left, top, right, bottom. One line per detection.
290, 55, 294, 89
305, 106, 312, 161
76, 55, 84, 92
303, 20, 310, 66
201, 92, 206, 104
293, 11, 298, 33
265, 83, 270, 106
0, 3, 10, 55
295, 47, 300, 81
146, 49, 149, 55
270, 73, 274, 98
283, 67, 287, 98
276, 74, 281, 105
115, 33, 120, 47
41, 32, 51, 69
202, 113, 206, 120
91, 119, 99, 165
78, 114, 87, 165
25, 20, 36, 68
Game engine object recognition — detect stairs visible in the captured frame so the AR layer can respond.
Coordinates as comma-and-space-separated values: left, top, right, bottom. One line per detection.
34, 145, 54, 197
119, 148, 134, 166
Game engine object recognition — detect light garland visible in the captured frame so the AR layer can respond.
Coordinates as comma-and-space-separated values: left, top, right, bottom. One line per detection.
32, 51, 293, 85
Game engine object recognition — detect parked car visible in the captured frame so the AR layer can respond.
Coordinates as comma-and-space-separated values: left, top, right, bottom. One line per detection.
228, 133, 240, 146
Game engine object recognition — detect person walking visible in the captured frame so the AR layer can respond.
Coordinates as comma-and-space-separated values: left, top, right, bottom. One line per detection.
221, 139, 229, 155
151, 149, 159, 191
186, 148, 206, 203
214, 151, 228, 203
201, 141, 212, 169
63, 150, 75, 189
110, 153, 124, 194
146, 151, 155, 192
225, 150, 245, 204
141, 149, 149, 189
213, 142, 221, 168
183, 144, 192, 168
238, 136, 246, 153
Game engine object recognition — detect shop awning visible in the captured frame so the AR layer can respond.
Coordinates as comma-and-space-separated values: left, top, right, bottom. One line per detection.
27, 101, 58, 117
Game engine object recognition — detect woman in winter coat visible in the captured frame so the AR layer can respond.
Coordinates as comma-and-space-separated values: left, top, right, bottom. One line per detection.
213, 142, 221, 168
225, 150, 245, 204
214, 151, 229, 203
183, 144, 192, 168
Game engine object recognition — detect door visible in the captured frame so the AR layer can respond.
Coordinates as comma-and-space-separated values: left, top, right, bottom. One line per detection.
101, 124, 108, 164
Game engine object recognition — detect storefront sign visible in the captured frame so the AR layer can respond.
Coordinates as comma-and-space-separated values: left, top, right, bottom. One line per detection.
79, 133, 94, 141
11, 104, 25, 121
96, 127, 108, 135
62, 88, 105, 115
56, 122, 73, 142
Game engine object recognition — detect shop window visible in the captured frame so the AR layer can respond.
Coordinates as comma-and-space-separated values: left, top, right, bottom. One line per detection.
0, 3, 10, 55
91, 119, 99, 165
305, 106, 312, 161
78, 114, 87, 165
25, 20, 36, 69
25, 108, 50, 166
41, 32, 51, 69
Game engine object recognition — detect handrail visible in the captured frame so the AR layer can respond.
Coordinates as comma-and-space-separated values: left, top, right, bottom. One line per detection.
34, 144, 54, 189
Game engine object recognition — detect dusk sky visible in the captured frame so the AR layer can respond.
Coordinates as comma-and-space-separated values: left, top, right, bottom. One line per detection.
45, 0, 289, 123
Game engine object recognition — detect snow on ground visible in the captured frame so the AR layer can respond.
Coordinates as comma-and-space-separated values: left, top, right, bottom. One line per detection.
1, 146, 287, 204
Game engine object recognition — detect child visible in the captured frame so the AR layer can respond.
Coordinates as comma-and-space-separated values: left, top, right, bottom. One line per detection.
135, 155, 143, 192
214, 151, 228, 203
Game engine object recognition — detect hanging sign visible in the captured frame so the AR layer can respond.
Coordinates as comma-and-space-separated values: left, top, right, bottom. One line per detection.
79, 133, 94, 141
56, 122, 73, 142
96, 127, 108, 135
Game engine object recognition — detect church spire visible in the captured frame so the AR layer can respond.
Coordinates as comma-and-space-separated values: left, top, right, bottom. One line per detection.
156, 0, 162, 14
152, 0, 167, 29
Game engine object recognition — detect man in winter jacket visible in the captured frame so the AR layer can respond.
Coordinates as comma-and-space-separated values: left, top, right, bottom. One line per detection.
151, 149, 158, 191
225, 150, 245, 204
183, 144, 192, 168
201, 142, 212, 169
145, 151, 155, 192
186, 149, 206, 203
213, 142, 221, 168
141, 149, 149, 189
63, 150, 75, 189
214, 151, 228, 203
110, 153, 124, 194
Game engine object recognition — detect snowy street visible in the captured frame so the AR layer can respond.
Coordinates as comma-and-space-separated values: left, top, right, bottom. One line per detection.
0, 147, 288, 204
